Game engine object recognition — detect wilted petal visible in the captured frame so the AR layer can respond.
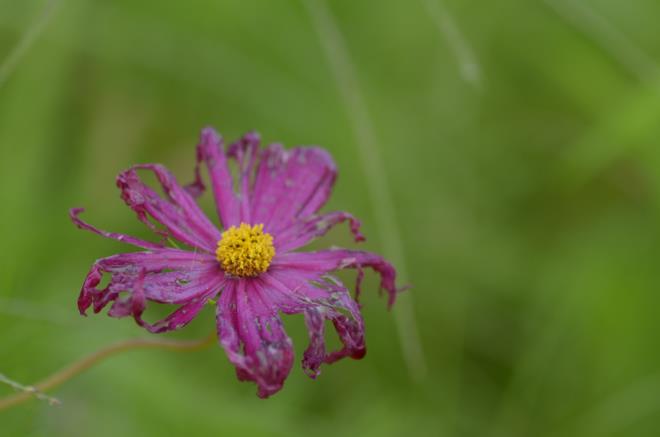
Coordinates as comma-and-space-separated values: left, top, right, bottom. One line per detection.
216, 279, 294, 398
132, 270, 224, 333
70, 208, 164, 250
117, 164, 221, 252
275, 211, 365, 253
227, 132, 260, 223
272, 249, 400, 307
301, 308, 326, 377
195, 127, 242, 228
262, 268, 365, 378
250, 145, 336, 235
78, 249, 222, 333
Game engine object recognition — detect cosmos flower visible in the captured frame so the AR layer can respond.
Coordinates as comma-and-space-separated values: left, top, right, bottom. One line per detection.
71, 127, 400, 398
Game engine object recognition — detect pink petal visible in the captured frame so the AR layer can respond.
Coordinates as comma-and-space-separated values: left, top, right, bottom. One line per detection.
78, 249, 222, 333
250, 145, 337, 235
227, 132, 260, 223
117, 163, 221, 252
215, 279, 294, 398
70, 208, 164, 250
272, 249, 400, 308
275, 211, 365, 253
132, 269, 225, 333
262, 267, 365, 377
301, 308, 326, 377
194, 127, 242, 228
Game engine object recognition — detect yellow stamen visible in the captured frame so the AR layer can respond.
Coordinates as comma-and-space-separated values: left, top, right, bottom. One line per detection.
216, 223, 275, 277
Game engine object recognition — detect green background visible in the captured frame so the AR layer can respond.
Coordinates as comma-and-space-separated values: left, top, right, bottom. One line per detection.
2, 0, 660, 436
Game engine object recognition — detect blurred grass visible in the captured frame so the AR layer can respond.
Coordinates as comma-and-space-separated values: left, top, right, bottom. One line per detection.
2, 0, 660, 436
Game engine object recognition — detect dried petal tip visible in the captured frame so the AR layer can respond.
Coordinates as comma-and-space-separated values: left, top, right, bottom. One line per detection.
200, 126, 222, 145
351, 346, 367, 360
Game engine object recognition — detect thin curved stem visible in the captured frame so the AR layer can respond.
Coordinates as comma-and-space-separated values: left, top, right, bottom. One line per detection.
0, 332, 216, 411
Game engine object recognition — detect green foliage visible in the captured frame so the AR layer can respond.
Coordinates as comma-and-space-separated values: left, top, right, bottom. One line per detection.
2, 0, 660, 435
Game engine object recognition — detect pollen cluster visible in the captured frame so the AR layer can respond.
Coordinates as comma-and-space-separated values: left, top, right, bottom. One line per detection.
216, 223, 275, 277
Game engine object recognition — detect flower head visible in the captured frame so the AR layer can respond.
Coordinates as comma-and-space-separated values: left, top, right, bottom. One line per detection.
71, 127, 401, 398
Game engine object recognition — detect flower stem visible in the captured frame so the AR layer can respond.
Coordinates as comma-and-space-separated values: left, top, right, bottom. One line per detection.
0, 332, 216, 411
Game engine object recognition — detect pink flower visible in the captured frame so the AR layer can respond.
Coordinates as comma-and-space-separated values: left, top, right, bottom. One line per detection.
71, 127, 400, 398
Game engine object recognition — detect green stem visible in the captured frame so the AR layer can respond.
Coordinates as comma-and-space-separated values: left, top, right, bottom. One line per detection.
0, 332, 216, 411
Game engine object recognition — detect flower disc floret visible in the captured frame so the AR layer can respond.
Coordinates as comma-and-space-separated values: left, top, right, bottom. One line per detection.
216, 223, 275, 277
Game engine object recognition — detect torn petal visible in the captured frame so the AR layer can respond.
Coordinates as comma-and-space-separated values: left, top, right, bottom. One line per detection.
116, 164, 221, 252
216, 279, 294, 398
274, 211, 365, 253
227, 131, 260, 223
132, 269, 221, 333
195, 127, 242, 228
262, 268, 366, 377
302, 308, 327, 378
77, 249, 222, 333
272, 249, 400, 307
70, 208, 164, 250
250, 146, 337, 235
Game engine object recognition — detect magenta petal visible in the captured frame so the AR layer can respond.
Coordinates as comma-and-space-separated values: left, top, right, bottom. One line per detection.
70, 208, 164, 250
195, 127, 242, 228
250, 145, 337, 235
132, 269, 223, 333
227, 132, 260, 223
275, 211, 365, 253
117, 164, 221, 252
301, 308, 327, 377
272, 249, 400, 307
262, 268, 365, 377
216, 279, 294, 398
325, 308, 367, 363
78, 249, 221, 333
184, 163, 206, 199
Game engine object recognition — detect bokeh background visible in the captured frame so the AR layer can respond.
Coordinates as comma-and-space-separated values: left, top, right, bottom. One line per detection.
3, 0, 660, 436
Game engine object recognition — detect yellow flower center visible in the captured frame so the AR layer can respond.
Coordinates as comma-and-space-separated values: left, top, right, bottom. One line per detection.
216, 223, 275, 277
